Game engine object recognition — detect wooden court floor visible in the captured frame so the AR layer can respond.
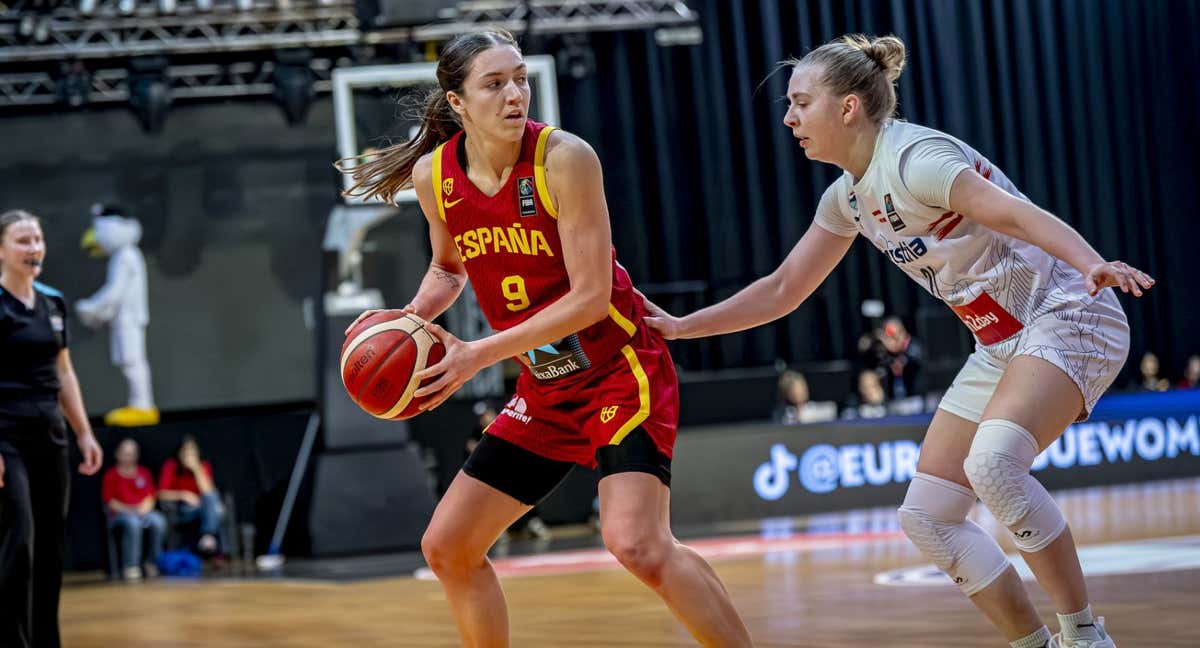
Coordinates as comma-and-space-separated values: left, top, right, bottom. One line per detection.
62, 477, 1200, 647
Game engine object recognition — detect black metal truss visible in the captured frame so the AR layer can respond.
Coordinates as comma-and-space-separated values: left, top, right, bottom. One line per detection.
0, 55, 333, 105
0, 0, 697, 63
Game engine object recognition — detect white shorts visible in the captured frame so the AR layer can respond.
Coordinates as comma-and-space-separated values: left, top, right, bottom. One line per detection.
939, 289, 1129, 423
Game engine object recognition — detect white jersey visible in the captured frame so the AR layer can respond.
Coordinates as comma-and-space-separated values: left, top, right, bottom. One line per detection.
814, 120, 1130, 419
814, 120, 1091, 346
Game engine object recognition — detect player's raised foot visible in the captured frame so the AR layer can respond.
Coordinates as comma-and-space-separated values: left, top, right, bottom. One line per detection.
1051, 617, 1115, 648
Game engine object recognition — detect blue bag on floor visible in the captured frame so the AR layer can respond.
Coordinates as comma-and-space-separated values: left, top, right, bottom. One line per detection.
157, 549, 202, 577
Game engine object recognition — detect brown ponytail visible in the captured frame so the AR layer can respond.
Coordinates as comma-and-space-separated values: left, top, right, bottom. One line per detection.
335, 30, 522, 204
335, 89, 460, 203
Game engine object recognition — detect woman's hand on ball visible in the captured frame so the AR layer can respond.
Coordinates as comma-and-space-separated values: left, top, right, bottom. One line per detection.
344, 304, 419, 335
413, 323, 483, 411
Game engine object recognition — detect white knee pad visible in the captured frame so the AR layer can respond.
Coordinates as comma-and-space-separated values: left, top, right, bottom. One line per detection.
963, 419, 1066, 553
897, 472, 1011, 596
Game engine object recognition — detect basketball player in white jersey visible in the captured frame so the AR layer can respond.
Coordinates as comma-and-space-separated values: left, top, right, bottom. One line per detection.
642, 35, 1154, 648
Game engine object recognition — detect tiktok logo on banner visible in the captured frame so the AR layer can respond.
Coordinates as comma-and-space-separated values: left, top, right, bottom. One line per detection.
753, 441, 922, 501
753, 444, 798, 501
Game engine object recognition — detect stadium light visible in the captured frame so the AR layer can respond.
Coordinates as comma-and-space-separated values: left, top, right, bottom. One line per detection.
556, 36, 596, 80
128, 56, 171, 132
273, 48, 315, 125
58, 61, 91, 108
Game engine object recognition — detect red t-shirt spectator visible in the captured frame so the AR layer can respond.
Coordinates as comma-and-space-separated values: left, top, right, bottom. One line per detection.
157, 458, 214, 496
101, 466, 156, 507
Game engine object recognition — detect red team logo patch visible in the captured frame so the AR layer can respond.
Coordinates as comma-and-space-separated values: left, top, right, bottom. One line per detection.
950, 292, 1024, 345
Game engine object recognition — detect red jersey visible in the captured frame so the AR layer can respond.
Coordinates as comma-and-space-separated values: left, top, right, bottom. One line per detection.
101, 465, 156, 507
157, 458, 214, 496
431, 120, 643, 385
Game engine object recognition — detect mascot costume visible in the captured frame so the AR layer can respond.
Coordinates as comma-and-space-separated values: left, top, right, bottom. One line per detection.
78, 204, 159, 426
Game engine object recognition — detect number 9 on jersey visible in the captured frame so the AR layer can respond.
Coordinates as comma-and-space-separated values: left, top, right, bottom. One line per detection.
502, 275, 530, 312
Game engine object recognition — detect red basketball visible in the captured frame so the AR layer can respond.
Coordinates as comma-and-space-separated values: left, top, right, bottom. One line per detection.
340, 312, 446, 420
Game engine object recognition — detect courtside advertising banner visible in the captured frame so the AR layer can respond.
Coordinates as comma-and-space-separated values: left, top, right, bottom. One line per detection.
671, 390, 1200, 525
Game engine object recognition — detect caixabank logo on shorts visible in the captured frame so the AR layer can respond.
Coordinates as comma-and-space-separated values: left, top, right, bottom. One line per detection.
526, 334, 592, 381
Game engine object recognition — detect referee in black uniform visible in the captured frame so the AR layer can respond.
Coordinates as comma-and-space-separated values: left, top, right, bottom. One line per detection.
0, 210, 103, 648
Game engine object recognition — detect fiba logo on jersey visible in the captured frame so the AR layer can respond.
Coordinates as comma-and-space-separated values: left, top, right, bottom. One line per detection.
502, 396, 531, 424
517, 177, 537, 217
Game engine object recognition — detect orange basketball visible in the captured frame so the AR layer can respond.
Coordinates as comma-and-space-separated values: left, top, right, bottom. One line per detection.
340, 312, 446, 420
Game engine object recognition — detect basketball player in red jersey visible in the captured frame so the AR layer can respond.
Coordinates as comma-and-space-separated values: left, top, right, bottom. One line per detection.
337, 31, 753, 647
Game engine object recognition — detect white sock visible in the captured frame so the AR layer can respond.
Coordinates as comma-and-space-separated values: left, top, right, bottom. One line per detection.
1012, 628, 1051, 648
1011, 626, 1053, 648
1058, 605, 1102, 641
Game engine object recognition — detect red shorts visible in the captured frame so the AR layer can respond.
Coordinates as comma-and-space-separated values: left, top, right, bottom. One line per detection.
484, 325, 679, 468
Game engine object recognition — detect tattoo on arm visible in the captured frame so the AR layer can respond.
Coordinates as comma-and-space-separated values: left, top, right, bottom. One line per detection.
433, 268, 460, 289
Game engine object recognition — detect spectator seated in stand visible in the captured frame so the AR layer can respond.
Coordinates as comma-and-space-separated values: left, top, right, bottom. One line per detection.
876, 316, 925, 401
842, 369, 889, 419
773, 370, 837, 424
1138, 351, 1170, 392
1176, 355, 1200, 390
157, 435, 227, 557
101, 438, 167, 580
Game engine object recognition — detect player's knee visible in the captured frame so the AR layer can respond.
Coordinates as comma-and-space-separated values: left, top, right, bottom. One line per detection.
896, 472, 1012, 596
418, 530, 448, 573
896, 505, 940, 568
962, 456, 1028, 527
962, 419, 1040, 525
964, 419, 1066, 552
420, 527, 478, 580
896, 505, 940, 557
897, 474, 971, 571
602, 526, 671, 587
